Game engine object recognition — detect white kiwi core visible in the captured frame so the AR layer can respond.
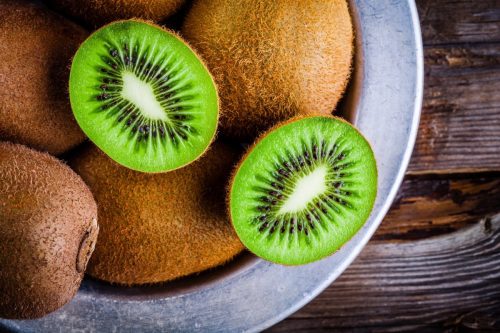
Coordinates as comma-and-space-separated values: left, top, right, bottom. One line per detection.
279, 165, 328, 214
121, 71, 167, 121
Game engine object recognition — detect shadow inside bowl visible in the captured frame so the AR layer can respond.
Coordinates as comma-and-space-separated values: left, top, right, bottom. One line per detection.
80, 251, 260, 301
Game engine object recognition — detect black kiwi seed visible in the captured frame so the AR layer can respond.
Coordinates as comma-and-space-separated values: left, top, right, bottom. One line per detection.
313, 144, 318, 159
270, 221, 278, 234
320, 141, 327, 157
271, 183, 284, 191
261, 196, 271, 203
277, 169, 285, 176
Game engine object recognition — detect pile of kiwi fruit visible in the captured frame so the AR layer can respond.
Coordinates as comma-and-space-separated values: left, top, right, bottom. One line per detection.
0, 0, 378, 320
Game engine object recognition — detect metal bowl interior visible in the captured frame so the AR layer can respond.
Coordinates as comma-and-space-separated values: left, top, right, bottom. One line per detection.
1, 0, 423, 332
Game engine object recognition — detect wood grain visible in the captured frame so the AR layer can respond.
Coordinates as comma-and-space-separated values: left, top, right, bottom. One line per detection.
268, 214, 500, 333
418, 0, 500, 45
407, 1, 500, 174
374, 174, 500, 241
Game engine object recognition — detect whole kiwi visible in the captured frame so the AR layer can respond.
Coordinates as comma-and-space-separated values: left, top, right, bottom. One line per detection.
0, 0, 88, 155
182, 0, 354, 141
70, 142, 244, 285
0, 142, 99, 319
45, 0, 185, 28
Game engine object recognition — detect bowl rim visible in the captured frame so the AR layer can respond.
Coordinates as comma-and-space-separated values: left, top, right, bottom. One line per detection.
1, 0, 423, 331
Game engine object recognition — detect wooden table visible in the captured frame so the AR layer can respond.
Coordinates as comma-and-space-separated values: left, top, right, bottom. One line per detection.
268, 1, 500, 331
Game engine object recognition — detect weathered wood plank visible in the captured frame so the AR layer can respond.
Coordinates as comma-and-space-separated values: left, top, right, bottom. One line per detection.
406, 0, 500, 174
407, 43, 500, 174
417, 0, 500, 46
268, 214, 500, 332
374, 174, 500, 241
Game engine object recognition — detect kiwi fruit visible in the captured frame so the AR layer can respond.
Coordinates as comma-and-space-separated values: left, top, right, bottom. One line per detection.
45, 0, 185, 28
182, 0, 354, 141
0, 142, 99, 319
69, 20, 219, 173
70, 142, 244, 285
229, 116, 377, 265
0, 0, 88, 155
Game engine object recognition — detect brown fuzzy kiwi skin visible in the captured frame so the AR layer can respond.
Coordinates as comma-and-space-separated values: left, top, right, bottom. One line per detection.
0, 0, 88, 156
227, 115, 378, 266
45, 0, 185, 28
182, 0, 354, 141
69, 142, 244, 286
0, 142, 98, 319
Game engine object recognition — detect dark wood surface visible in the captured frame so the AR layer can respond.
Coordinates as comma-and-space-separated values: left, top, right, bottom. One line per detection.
268, 1, 500, 331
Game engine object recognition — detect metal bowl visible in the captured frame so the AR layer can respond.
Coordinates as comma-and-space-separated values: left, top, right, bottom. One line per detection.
1, 1, 423, 331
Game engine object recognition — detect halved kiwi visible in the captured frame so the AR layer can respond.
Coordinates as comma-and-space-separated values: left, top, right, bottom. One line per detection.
70, 20, 218, 173
230, 116, 377, 265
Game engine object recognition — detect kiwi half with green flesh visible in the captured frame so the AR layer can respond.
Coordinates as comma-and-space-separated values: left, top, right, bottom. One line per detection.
182, 0, 353, 141
70, 20, 218, 173
45, 0, 185, 28
230, 116, 377, 265
0, 142, 98, 319
0, 0, 88, 155
70, 142, 244, 285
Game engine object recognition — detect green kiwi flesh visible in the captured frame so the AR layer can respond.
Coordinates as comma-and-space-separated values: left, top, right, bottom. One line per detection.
230, 116, 377, 265
0, 142, 98, 319
69, 20, 218, 173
